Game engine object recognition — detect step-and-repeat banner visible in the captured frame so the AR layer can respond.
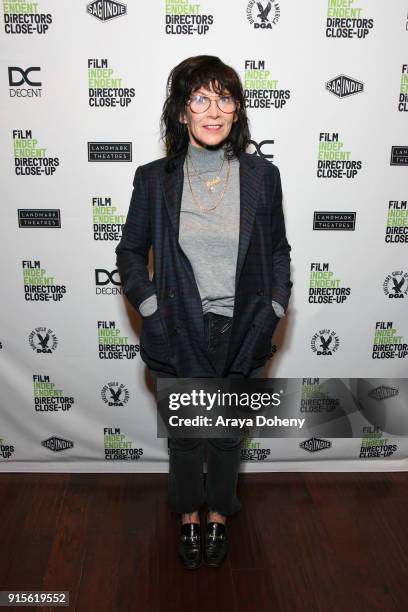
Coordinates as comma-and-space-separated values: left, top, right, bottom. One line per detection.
1, 1, 407, 472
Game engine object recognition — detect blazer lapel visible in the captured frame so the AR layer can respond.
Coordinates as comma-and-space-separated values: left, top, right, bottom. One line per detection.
162, 153, 185, 239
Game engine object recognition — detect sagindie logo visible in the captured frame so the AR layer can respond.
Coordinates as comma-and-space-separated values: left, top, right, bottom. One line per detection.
309, 263, 351, 304
243, 60, 290, 109
300, 378, 339, 413
325, 74, 363, 99
385, 200, 408, 244
88, 59, 135, 107
42, 436, 74, 452
87, 0, 126, 21
317, 132, 362, 178
92, 197, 125, 240
29, 327, 58, 353
299, 437, 332, 452
95, 268, 121, 295
372, 322, 408, 359
101, 382, 129, 406
398, 65, 408, 112
165, 0, 213, 35
13, 129, 59, 176
8, 66, 42, 97
247, 139, 274, 160
3, 1, 52, 34
325, 0, 374, 38
22, 260, 66, 302
103, 427, 143, 460
311, 330, 340, 356
360, 426, 397, 459
246, 0, 280, 30
383, 271, 408, 299
368, 385, 399, 401
33, 374, 75, 412
98, 321, 139, 360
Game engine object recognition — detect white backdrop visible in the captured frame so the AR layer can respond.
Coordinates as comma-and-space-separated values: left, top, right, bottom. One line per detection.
1, 0, 407, 472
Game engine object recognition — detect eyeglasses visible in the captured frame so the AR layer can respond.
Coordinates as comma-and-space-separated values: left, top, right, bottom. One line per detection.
187, 94, 237, 114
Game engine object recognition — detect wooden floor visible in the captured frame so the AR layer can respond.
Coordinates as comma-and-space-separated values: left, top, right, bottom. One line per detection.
0, 472, 407, 612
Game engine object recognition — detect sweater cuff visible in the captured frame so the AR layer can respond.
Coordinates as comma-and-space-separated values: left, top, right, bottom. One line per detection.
271, 300, 285, 318
139, 294, 158, 317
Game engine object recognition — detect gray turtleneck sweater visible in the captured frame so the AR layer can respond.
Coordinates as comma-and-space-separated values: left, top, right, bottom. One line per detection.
138, 143, 285, 319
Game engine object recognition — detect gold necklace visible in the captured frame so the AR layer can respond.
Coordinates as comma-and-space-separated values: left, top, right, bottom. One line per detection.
186, 155, 230, 212
187, 152, 226, 192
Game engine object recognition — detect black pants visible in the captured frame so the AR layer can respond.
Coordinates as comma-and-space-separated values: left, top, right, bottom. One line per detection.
150, 312, 265, 516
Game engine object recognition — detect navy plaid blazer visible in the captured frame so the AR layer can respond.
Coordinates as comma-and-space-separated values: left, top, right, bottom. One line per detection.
115, 150, 292, 377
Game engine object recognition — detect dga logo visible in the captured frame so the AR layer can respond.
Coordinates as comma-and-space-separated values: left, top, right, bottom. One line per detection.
42, 436, 74, 452
326, 0, 374, 39
87, 0, 127, 21
93, 197, 125, 240
309, 263, 351, 304
247, 139, 274, 160
325, 75, 364, 99
3, 1, 53, 34
103, 427, 143, 460
368, 385, 399, 401
8, 66, 42, 98
398, 65, 408, 112
241, 438, 271, 461
0, 437, 15, 459
98, 321, 140, 360
18, 209, 61, 228
88, 142, 132, 162
246, 0, 280, 30
383, 271, 408, 299
372, 322, 408, 359
390, 146, 408, 166
360, 426, 397, 459
29, 327, 58, 354
88, 59, 135, 107
165, 0, 214, 35
22, 260, 67, 302
101, 382, 129, 406
317, 132, 362, 178
13, 130, 59, 176
33, 374, 75, 412
385, 200, 408, 244
95, 268, 121, 295
313, 211, 356, 231
311, 330, 340, 356
243, 60, 290, 109
299, 437, 332, 452
300, 378, 339, 413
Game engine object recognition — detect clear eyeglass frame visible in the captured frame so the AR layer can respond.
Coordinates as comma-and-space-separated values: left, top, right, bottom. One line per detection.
187, 94, 237, 114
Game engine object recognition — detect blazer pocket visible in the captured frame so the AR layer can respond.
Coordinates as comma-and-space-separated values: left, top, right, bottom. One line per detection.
140, 309, 172, 363
253, 307, 280, 360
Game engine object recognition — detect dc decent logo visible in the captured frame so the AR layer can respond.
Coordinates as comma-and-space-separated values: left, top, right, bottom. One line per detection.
8, 66, 42, 97
246, 0, 280, 29
247, 139, 274, 160
95, 268, 121, 295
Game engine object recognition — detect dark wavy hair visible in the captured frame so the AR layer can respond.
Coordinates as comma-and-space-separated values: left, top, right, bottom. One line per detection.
160, 55, 250, 165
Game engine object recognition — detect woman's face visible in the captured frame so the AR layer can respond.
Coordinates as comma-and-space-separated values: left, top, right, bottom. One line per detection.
180, 83, 238, 148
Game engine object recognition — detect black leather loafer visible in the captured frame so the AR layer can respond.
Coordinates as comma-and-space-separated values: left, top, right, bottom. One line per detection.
204, 522, 228, 568
178, 523, 202, 569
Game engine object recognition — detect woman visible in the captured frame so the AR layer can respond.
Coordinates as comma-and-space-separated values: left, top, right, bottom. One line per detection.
115, 55, 292, 569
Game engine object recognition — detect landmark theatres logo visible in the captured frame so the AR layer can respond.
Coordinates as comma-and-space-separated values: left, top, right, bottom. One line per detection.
243, 60, 290, 109
246, 0, 280, 29
103, 427, 144, 460
42, 436, 74, 452
383, 271, 408, 299
165, 0, 213, 35
101, 382, 129, 406
390, 146, 408, 166
22, 260, 67, 302
317, 132, 362, 178
33, 374, 75, 412
368, 385, 399, 401
311, 330, 340, 356
87, 0, 126, 21
28, 327, 58, 354
300, 378, 339, 413
299, 437, 332, 452
325, 74, 364, 99
88, 59, 135, 107
385, 200, 407, 244
325, 0, 374, 38
13, 129, 60, 176
313, 212, 356, 230
92, 197, 125, 241
8, 66, 42, 98
372, 322, 408, 359
398, 65, 408, 112
309, 263, 351, 304
18, 209, 61, 228
98, 321, 139, 360
3, 1, 52, 35
88, 142, 132, 162
247, 139, 274, 160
